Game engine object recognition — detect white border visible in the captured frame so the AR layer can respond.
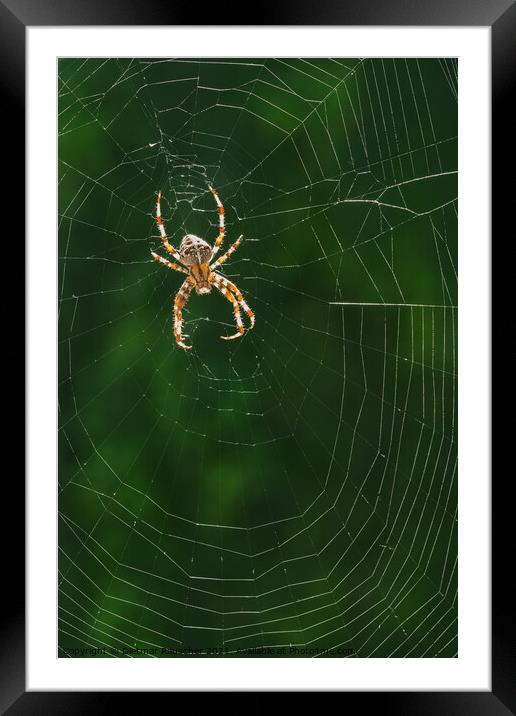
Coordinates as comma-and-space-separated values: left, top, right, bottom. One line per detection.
27, 27, 490, 691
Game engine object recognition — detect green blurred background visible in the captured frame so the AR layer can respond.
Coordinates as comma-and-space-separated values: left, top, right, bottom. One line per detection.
58, 58, 457, 658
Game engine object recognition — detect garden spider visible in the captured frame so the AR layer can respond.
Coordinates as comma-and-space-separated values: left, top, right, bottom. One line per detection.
151, 185, 255, 350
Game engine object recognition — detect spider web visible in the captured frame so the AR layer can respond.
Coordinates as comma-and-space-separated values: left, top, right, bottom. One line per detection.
58, 57, 458, 658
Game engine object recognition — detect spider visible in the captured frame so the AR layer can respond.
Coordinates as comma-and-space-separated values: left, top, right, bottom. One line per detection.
151, 185, 255, 350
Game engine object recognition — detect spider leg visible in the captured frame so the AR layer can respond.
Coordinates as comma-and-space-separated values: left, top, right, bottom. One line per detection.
156, 191, 183, 262
210, 235, 243, 269
211, 274, 245, 341
173, 278, 195, 350
208, 184, 225, 260
214, 272, 255, 330
151, 251, 188, 274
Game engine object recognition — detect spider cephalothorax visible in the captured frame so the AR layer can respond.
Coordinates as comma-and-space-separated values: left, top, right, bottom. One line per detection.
151, 185, 255, 350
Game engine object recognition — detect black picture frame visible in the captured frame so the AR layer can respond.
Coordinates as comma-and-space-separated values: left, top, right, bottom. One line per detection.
7, 0, 513, 710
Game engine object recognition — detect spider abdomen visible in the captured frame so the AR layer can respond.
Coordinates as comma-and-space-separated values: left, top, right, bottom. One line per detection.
179, 234, 212, 266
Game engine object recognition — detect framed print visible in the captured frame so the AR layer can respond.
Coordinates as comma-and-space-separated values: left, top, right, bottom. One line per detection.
6, 0, 513, 709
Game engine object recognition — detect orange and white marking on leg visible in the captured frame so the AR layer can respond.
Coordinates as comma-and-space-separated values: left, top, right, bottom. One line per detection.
156, 191, 182, 261
151, 251, 188, 274
208, 185, 225, 256
211, 235, 243, 269
173, 279, 194, 350
225, 279, 255, 330
212, 275, 245, 340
